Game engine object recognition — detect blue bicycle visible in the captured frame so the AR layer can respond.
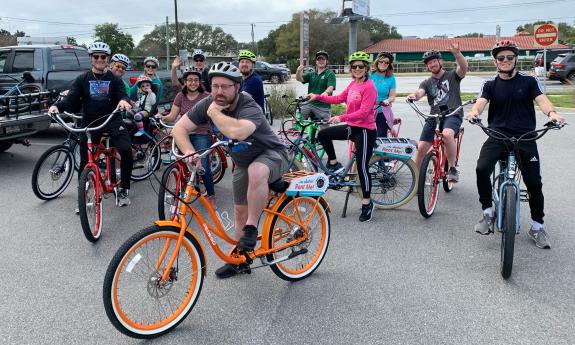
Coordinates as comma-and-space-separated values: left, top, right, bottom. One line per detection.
470, 119, 565, 279
0, 71, 44, 115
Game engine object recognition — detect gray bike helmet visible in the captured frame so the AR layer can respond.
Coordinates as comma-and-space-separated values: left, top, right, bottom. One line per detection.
111, 53, 130, 66
182, 66, 203, 79
208, 62, 242, 83
422, 50, 442, 64
88, 42, 111, 55
143, 56, 160, 67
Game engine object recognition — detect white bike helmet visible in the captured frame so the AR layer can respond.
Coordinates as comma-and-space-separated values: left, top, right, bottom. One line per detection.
111, 53, 130, 66
88, 42, 111, 55
143, 56, 160, 67
208, 62, 242, 83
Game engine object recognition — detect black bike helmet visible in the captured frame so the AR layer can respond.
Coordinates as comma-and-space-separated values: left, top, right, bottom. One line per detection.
376, 51, 394, 64
315, 50, 329, 60
422, 50, 442, 64
491, 39, 519, 58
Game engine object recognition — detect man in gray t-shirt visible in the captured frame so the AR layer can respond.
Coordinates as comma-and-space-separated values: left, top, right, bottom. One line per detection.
171, 62, 288, 279
407, 41, 468, 182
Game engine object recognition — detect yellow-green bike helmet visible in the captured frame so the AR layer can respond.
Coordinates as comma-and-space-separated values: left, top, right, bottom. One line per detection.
238, 50, 257, 63
348, 51, 370, 64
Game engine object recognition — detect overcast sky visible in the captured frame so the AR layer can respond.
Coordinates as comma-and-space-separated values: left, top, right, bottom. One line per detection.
1, 0, 573, 47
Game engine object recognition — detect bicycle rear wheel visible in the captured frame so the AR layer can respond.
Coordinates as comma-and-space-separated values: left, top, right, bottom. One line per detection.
158, 165, 185, 220
418, 152, 439, 218
9, 83, 44, 113
360, 155, 418, 209
266, 196, 330, 281
31, 144, 74, 200
103, 225, 205, 339
264, 97, 273, 126
442, 160, 454, 192
131, 138, 161, 181
501, 185, 516, 279
78, 167, 103, 242
210, 147, 226, 184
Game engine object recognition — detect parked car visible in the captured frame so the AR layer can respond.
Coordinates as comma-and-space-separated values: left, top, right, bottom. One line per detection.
254, 61, 290, 83
548, 53, 575, 83
533, 48, 575, 71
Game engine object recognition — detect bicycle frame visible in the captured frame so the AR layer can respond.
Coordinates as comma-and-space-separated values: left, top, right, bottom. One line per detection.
155, 142, 329, 282
85, 134, 122, 195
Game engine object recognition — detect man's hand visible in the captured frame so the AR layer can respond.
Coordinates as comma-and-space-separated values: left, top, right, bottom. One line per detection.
449, 41, 461, 55
466, 110, 480, 122
117, 100, 132, 111
406, 93, 417, 102
207, 101, 229, 118
549, 112, 565, 124
48, 105, 59, 114
296, 65, 305, 72
306, 93, 318, 102
329, 116, 342, 124
172, 55, 181, 70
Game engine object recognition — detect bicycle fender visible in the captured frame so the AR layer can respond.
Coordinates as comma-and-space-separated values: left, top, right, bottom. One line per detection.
154, 220, 208, 276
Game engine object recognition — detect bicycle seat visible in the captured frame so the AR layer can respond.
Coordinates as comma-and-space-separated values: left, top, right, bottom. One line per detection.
269, 179, 289, 193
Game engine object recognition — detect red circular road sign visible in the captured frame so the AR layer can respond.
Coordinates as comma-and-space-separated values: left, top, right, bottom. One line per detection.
534, 24, 558, 46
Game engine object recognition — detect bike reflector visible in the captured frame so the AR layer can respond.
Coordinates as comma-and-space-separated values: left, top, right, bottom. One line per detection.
374, 137, 417, 160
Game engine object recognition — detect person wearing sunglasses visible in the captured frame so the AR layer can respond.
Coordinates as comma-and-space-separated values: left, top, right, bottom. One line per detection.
466, 39, 565, 249
407, 41, 468, 183
296, 50, 336, 122
110, 53, 131, 97
370, 51, 397, 137
172, 62, 289, 278
49, 41, 133, 208
131, 56, 163, 103
170, 49, 211, 93
307, 51, 378, 222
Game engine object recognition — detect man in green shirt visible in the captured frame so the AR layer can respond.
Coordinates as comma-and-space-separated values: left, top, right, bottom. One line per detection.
296, 50, 336, 121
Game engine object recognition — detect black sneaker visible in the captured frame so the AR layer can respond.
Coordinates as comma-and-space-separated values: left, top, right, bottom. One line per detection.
215, 263, 250, 279
116, 188, 131, 207
326, 161, 343, 173
359, 201, 374, 222
447, 167, 459, 182
236, 225, 258, 250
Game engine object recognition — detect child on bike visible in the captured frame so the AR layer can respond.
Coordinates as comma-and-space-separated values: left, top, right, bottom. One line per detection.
130, 76, 156, 137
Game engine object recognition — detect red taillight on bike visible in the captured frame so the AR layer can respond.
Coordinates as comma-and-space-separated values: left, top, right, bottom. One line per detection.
129, 76, 138, 86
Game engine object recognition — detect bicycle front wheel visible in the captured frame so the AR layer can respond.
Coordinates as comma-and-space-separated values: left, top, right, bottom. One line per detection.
418, 152, 439, 218
267, 196, 330, 281
131, 138, 161, 181
78, 167, 103, 242
103, 225, 205, 339
501, 185, 516, 279
361, 155, 418, 209
210, 147, 226, 184
158, 165, 185, 220
31, 144, 75, 200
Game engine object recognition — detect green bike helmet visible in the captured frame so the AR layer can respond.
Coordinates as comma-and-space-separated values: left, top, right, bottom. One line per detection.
238, 50, 257, 63
349, 51, 370, 64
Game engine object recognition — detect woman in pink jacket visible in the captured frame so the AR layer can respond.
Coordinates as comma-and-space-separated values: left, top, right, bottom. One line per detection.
307, 51, 378, 222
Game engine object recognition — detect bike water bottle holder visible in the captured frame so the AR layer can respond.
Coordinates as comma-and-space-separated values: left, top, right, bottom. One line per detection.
373, 137, 417, 160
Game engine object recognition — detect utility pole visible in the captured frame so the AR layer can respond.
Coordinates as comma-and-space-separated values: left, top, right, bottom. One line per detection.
166, 16, 170, 71
174, 0, 180, 52
251, 23, 255, 52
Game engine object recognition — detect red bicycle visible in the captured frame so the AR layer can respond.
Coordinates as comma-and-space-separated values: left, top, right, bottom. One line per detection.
407, 99, 475, 218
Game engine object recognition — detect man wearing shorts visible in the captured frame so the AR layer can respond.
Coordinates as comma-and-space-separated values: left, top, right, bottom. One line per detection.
296, 50, 336, 121
407, 42, 468, 182
172, 62, 289, 279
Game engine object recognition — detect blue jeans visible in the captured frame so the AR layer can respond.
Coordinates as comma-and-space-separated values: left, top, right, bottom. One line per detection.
190, 134, 215, 196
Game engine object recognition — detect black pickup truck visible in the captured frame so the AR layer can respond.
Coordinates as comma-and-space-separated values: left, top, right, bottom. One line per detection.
0, 44, 176, 152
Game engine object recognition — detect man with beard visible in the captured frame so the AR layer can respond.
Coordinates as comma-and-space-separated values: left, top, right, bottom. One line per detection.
407, 42, 468, 182
466, 40, 565, 249
171, 62, 289, 278
296, 50, 336, 121
237, 50, 264, 111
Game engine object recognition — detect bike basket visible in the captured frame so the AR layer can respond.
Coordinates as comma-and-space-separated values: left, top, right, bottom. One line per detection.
373, 137, 417, 160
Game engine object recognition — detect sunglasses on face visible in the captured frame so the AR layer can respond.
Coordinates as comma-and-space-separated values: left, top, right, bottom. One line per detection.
145, 64, 157, 69
378, 60, 390, 65
194, 59, 205, 63
92, 54, 108, 60
350, 64, 366, 70
496, 55, 516, 62
113, 64, 126, 70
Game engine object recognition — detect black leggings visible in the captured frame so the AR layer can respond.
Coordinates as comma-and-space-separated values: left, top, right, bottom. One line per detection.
79, 121, 133, 190
476, 137, 544, 223
318, 125, 377, 199
375, 112, 390, 138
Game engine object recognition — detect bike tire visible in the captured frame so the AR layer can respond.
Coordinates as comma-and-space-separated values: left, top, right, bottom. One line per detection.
442, 160, 454, 192
31, 144, 75, 200
131, 138, 161, 181
103, 225, 205, 339
265, 98, 273, 126
78, 167, 103, 242
267, 196, 330, 281
158, 165, 185, 221
500, 185, 516, 279
359, 155, 418, 209
417, 152, 439, 218
210, 147, 226, 184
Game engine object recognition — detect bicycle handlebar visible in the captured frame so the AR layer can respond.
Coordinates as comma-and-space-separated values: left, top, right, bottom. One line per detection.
407, 98, 476, 120
171, 138, 252, 161
468, 118, 566, 143
49, 110, 122, 134
150, 117, 174, 129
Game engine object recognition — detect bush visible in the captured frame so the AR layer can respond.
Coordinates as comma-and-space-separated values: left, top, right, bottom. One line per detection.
267, 85, 297, 119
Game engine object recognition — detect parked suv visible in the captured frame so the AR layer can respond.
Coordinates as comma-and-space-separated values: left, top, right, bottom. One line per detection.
533, 48, 574, 70
548, 53, 575, 83
254, 61, 290, 83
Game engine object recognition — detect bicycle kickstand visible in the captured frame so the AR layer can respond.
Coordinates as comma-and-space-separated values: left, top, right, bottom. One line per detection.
341, 186, 353, 218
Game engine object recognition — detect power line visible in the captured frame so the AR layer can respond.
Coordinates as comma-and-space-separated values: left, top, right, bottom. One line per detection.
388, 16, 575, 28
